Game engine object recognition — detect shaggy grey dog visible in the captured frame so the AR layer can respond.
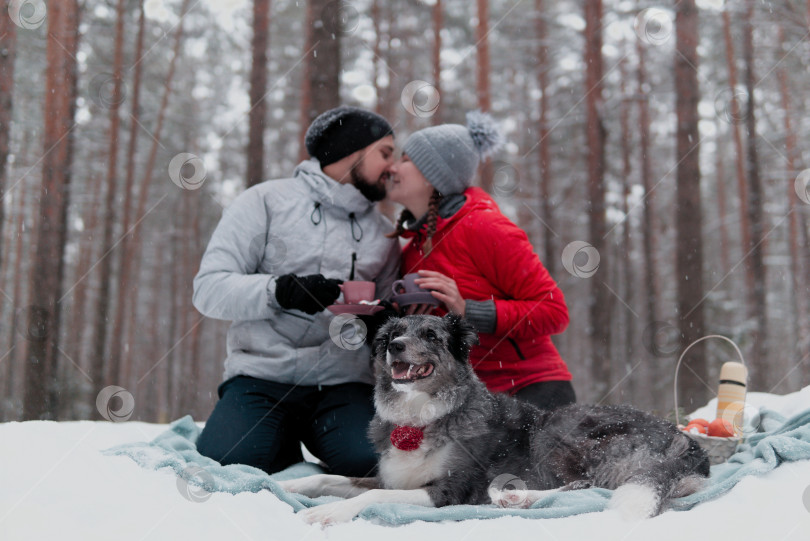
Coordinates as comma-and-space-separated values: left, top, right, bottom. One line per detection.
280, 314, 709, 525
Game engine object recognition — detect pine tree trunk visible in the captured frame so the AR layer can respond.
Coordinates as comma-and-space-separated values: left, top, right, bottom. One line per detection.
674, 0, 708, 406
432, 0, 443, 125
741, 0, 769, 390
167, 230, 180, 420
66, 173, 103, 379
188, 195, 204, 418
515, 75, 535, 239
636, 35, 658, 335
0, 0, 17, 270
722, 9, 755, 306
90, 0, 128, 395
52, 0, 81, 416
4, 172, 27, 410
0, 0, 17, 415
177, 192, 192, 416
8, 128, 35, 404
714, 119, 731, 272
159, 244, 173, 423
381, 3, 397, 123
371, 0, 382, 116
23, 0, 80, 420
536, 0, 555, 276
146, 245, 166, 422
619, 53, 637, 404
310, 0, 341, 116
584, 0, 611, 399
110, 0, 147, 390
476, 0, 493, 192
298, 0, 341, 162
371, 0, 396, 221
382, 3, 397, 123
247, 0, 271, 187
297, 0, 315, 163
122, 0, 191, 389
777, 25, 809, 369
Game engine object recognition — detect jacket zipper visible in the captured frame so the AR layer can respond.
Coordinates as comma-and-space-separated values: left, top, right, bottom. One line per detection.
350, 252, 357, 281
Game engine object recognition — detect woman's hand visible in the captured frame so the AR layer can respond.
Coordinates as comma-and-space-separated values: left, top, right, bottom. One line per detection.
414, 270, 466, 315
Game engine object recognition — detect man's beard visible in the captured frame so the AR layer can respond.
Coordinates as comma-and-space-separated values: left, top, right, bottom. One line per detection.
351, 165, 387, 202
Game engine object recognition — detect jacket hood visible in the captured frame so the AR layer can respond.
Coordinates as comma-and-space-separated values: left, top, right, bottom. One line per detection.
294, 158, 375, 214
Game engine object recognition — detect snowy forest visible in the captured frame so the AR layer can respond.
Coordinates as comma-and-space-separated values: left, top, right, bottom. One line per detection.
0, 0, 808, 423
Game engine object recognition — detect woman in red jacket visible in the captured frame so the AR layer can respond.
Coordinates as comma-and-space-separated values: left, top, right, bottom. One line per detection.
387, 112, 575, 410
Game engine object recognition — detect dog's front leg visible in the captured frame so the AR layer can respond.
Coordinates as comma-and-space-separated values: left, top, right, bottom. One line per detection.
299, 488, 433, 526
278, 474, 379, 499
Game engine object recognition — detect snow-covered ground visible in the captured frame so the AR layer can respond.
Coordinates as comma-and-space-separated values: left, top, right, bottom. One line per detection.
2, 388, 810, 541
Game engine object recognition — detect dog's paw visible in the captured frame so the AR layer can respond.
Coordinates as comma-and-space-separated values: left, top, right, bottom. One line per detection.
608, 484, 660, 520
489, 488, 532, 509
277, 478, 311, 495
277, 474, 333, 497
277, 479, 297, 491
298, 500, 364, 526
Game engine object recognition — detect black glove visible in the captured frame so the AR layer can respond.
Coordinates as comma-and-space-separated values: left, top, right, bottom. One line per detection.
274, 273, 342, 315
358, 299, 400, 343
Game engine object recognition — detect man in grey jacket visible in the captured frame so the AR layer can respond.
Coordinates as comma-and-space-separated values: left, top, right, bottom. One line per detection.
193, 106, 400, 476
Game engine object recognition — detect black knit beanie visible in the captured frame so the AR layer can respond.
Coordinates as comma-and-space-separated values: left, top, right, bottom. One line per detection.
304, 106, 394, 166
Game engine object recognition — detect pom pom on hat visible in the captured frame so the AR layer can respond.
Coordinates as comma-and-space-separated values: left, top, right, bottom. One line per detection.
466, 110, 503, 161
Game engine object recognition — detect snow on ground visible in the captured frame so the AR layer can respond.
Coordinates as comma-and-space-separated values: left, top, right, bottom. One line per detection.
2, 388, 810, 541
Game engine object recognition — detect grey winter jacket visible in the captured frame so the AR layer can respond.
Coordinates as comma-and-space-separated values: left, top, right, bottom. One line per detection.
192, 159, 400, 386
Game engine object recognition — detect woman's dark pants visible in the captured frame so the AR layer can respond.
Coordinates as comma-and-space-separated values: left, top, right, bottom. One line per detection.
513, 380, 577, 411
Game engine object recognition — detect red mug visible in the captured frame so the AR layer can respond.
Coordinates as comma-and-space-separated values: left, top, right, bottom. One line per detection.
340, 281, 376, 304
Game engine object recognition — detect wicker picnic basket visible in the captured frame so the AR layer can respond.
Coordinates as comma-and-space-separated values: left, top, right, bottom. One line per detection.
674, 335, 745, 465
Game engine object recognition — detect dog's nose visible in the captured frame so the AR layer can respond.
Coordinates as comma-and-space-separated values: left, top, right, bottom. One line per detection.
388, 340, 406, 354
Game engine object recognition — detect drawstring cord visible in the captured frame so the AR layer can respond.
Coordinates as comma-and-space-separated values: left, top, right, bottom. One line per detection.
312, 204, 362, 243
310, 202, 322, 225
311, 204, 363, 280
348, 212, 363, 241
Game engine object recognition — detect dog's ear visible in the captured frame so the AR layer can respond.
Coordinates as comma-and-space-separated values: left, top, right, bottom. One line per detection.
444, 314, 479, 361
371, 317, 398, 358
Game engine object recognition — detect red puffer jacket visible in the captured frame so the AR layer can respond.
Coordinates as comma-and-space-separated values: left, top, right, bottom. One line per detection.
400, 187, 572, 394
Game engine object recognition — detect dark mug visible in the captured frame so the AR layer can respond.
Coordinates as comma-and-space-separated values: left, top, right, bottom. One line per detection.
391, 273, 425, 296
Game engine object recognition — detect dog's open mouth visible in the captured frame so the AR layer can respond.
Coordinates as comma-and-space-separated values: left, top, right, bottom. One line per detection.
391, 361, 434, 382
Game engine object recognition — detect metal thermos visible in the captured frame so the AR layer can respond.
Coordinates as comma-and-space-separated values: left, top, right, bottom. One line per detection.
716, 362, 748, 437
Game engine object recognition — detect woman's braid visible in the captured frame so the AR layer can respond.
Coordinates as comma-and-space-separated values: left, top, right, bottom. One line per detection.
385, 190, 443, 256
422, 190, 443, 255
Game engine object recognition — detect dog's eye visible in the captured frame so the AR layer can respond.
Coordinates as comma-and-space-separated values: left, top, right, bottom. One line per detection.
425, 330, 438, 342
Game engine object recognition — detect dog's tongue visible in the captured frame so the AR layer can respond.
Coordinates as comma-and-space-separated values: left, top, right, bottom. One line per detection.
392, 362, 411, 380
391, 361, 434, 380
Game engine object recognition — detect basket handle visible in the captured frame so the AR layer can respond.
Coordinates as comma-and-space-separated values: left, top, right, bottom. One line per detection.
673, 334, 745, 427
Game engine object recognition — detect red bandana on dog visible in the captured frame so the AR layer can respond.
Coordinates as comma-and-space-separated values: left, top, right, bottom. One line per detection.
390, 425, 425, 451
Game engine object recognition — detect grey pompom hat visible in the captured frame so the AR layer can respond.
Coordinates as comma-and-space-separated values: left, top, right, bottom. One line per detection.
402, 111, 503, 195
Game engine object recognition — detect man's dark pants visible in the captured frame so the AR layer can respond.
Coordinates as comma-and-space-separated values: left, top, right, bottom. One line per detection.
196, 375, 378, 477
